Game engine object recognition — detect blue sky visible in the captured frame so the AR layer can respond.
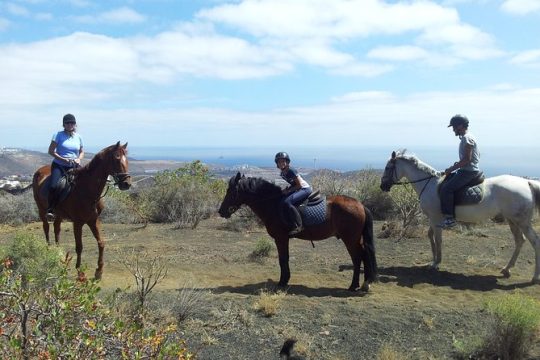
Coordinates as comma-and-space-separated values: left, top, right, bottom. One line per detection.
1, 0, 540, 154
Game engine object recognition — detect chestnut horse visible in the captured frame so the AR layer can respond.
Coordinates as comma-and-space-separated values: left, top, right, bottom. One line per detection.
218, 173, 377, 292
32, 142, 131, 280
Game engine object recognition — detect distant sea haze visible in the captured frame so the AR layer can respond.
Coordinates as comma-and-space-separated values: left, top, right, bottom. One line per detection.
105, 145, 540, 179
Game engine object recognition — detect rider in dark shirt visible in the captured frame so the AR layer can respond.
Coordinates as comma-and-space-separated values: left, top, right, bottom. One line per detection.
275, 152, 312, 235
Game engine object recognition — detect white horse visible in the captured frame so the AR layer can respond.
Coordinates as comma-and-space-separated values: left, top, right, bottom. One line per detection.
380, 150, 540, 284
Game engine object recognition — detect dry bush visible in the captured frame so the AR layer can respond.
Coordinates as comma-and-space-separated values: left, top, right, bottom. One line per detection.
253, 289, 286, 317
172, 279, 210, 323
116, 248, 169, 318
209, 301, 253, 331
0, 191, 38, 225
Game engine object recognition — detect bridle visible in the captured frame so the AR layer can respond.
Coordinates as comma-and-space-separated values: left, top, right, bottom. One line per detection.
383, 159, 436, 198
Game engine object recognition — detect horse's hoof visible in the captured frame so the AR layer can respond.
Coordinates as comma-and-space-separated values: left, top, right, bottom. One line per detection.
77, 271, 87, 282
501, 268, 511, 278
94, 270, 103, 281
360, 282, 370, 292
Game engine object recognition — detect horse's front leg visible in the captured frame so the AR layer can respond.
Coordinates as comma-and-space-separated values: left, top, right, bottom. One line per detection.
73, 222, 84, 277
87, 219, 104, 280
53, 217, 62, 245
274, 237, 290, 287
427, 226, 442, 269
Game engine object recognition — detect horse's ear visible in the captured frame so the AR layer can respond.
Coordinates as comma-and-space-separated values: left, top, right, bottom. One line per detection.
241, 174, 246, 179
115, 141, 120, 148
122, 142, 128, 149
235, 172, 242, 182
391, 151, 396, 159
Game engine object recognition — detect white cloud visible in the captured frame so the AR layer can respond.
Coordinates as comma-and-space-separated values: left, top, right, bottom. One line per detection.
510, 49, 540, 67
367, 46, 430, 61
501, 0, 540, 15
73, 7, 147, 24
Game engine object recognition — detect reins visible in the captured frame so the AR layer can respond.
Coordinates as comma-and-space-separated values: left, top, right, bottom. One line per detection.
388, 162, 437, 199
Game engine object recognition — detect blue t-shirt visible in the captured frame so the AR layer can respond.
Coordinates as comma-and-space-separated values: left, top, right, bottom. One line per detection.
52, 131, 83, 166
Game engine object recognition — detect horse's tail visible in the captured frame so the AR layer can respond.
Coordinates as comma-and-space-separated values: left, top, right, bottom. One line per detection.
0, 183, 32, 195
362, 206, 378, 283
529, 180, 540, 214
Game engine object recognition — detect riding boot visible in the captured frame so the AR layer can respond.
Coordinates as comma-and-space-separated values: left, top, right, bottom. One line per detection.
47, 192, 57, 221
288, 207, 303, 235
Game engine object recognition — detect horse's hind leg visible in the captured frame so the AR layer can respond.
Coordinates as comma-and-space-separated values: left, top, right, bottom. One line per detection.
88, 220, 104, 280
501, 221, 525, 278
519, 224, 540, 284
343, 236, 362, 291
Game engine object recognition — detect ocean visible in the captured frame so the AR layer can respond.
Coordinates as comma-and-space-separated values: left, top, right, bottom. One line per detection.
113, 145, 540, 178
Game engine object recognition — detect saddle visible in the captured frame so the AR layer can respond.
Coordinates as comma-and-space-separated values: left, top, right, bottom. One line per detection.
439, 171, 485, 205
296, 191, 327, 227
41, 169, 76, 207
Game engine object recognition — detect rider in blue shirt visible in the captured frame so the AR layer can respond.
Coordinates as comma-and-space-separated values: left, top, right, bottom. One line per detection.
46, 114, 84, 220
275, 152, 312, 235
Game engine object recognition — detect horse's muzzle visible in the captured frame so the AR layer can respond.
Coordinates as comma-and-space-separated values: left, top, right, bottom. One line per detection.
115, 173, 132, 190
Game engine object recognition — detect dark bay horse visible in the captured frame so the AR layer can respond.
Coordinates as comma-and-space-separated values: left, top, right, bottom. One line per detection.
32, 142, 131, 280
218, 173, 377, 292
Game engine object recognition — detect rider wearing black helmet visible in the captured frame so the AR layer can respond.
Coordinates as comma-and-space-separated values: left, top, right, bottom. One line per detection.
275, 152, 312, 235
46, 113, 84, 221
438, 114, 481, 229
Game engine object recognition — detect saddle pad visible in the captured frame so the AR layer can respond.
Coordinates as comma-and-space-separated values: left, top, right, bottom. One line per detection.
455, 184, 484, 205
299, 197, 327, 226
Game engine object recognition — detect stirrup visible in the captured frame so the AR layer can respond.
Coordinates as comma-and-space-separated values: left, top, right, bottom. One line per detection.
288, 226, 303, 235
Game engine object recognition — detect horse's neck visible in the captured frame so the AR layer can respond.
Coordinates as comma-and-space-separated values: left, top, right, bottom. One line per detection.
400, 160, 437, 195
76, 161, 109, 198
243, 192, 281, 225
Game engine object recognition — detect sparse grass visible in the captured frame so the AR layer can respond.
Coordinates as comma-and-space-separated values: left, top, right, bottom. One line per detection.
253, 289, 286, 317
376, 343, 408, 360
279, 326, 314, 359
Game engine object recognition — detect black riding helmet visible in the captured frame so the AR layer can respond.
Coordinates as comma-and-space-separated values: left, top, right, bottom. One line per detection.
448, 114, 469, 128
63, 113, 76, 124
274, 152, 290, 164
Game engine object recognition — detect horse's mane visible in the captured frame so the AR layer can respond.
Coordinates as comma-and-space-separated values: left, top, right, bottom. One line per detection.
394, 149, 439, 177
239, 176, 282, 196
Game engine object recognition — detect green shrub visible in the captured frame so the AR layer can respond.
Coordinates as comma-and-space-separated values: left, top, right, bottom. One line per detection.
250, 237, 273, 259
455, 293, 540, 360
1, 232, 65, 287
0, 232, 193, 359
138, 161, 226, 228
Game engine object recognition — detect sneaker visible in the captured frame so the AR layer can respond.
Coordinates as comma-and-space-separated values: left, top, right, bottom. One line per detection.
437, 217, 457, 229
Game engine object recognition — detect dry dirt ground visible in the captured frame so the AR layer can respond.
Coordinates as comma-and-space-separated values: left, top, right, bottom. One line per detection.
1, 218, 540, 359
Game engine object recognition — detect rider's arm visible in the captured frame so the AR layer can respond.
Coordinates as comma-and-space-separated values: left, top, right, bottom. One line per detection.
445, 144, 473, 175
283, 176, 302, 194
48, 141, 72, 165
74, 147, 84, 166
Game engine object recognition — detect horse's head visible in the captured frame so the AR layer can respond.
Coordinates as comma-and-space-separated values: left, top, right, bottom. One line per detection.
380, 151, 400, 192
107, 142, 131, 190
218, 172, 245, 218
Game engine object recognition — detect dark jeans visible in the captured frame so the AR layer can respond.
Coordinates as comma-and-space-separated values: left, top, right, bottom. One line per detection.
282, 187, 312, 227
48, 162, 73, 211
440, 170, 480, 217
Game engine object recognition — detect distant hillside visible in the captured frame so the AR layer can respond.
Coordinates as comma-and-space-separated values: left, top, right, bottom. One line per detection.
0, 148, 51, 177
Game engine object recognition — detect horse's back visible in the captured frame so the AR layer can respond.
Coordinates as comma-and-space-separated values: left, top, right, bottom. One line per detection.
485, 174, 533, 199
